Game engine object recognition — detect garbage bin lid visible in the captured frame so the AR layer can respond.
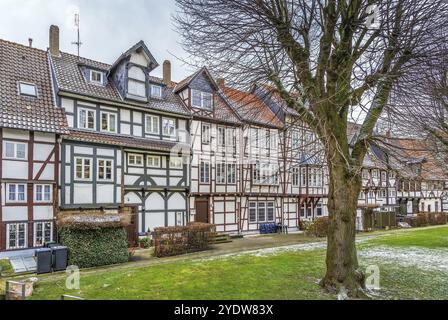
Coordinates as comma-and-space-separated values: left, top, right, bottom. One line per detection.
35, 248, 52, 253
52, 246, 68, 250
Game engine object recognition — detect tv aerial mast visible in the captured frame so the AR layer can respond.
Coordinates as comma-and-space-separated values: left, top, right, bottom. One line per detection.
71, 13, 83, 59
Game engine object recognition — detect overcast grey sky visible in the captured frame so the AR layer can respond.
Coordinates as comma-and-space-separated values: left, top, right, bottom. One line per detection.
0, 0, 193, 80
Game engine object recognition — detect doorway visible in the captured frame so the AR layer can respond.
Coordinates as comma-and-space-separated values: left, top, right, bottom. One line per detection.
195, 198, 210, 223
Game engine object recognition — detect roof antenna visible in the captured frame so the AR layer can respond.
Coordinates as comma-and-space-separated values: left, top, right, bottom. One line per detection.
71, 13, 82, 59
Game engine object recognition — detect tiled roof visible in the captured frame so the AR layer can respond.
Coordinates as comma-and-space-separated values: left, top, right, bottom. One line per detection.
212, 94, 242, 124
382, 138, 448, 180
221, 86, 284, 129
0, 39, 68, 133
51, 52, 190, 116
65, 129, 190, 153
256, 84, 300, 117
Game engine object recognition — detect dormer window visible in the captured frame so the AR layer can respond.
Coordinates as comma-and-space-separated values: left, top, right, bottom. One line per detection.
151, 85, 162, 99
18, 82, 37, 97
90, 70, 104, 85
192, 90, 212, 109
128, 66, 146, 98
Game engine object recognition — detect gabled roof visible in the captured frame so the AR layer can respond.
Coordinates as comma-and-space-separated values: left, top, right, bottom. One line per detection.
253, 83, 300, 117
0, 39, 68, 134
221, 85, 284, 129
380, 138, 448, 180
50, 52, 190, 117
174, 67, 220, 93
109, 41, 159, 74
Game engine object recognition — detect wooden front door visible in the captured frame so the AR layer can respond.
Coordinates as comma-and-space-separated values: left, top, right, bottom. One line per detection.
195, 198, 209, 223
125, 206, 138, 247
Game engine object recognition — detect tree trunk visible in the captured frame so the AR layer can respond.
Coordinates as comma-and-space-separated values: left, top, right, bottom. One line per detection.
320, 154, 366, 298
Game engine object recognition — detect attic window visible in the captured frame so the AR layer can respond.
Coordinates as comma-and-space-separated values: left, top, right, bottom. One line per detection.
192, 90, 212, 109
90, 70, 104, 85
18, 82, 37, 97
151, 85, 162, 99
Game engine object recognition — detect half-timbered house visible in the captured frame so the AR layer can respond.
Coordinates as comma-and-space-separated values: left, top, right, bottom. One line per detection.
390, 138, 448, 215
219, 84, 287, 233
174, 69, 243, 233
0, 39, 68, 252
253, 84, 328, 225
47, 26, 191, 235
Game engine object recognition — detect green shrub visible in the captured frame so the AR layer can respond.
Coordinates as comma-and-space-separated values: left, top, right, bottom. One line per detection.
0, 259, 13, 277
305, 217, 329, 238
59, 227, 129, 268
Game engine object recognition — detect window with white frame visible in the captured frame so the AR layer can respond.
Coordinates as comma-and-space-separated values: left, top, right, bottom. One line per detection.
316, 203, 323, 216
249, 202, 275, 223
381, 171, 387, 181
216, 162, 226, 184
301, 167, 307, 186
35, 184, 52, 202
170, 157, 183, 169
227, 163, 237, 184
90, 70, 104, 85
18, 82, 37, 97
128, 154, 143, 167
7, 223, 27, 250
226, 128, 235, 147
192, 90, 212, 109
101, 111, 117, 133
147, 155, 161, 168
3, 141, 26, 159
292, 131, 300, 150
200, 161, 210, 183
162, 118, 176, 137
372, 170, 379, 179
253, 162, 279, 185
217, 127, 226, 146
78, 108, 96, 130
128, 66, 146, 97
202, 124, 210, 144
7, 184, 26, 202
145, 115, 160, 135
75, 157, 92, 180
34, 222, 52, 247
362, 170, 369, 179
249, 202, 257, 223
151, 85, 162, 98
252, 128, 259, 148
292, 167, 300, 186
215, 162, 237, 185
300, 204, 305, 217
270, 131, 278, 153
98, 159, 113, 181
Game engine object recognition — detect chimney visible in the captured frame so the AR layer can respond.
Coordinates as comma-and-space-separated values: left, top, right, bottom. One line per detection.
49, 25, 60, 56
28, 38, 33, 48
217, 78, 225, 87
163, 60, 172, 85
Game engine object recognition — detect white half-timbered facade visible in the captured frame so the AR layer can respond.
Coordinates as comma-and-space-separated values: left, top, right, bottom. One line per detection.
0, 39, 68, 252
49, 27, 191, 235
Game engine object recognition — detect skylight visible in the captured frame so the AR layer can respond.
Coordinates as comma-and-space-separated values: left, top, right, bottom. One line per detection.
18, 82, 37, 97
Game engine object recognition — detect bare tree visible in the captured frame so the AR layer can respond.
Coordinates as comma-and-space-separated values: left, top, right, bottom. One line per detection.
174, 0, 448, 297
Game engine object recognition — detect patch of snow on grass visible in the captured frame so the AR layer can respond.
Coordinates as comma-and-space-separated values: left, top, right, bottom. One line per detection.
202, 241, 327, 261
359, 246, 448, 272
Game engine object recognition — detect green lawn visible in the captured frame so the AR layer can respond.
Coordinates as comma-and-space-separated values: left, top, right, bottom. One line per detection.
26, 225, 448, 300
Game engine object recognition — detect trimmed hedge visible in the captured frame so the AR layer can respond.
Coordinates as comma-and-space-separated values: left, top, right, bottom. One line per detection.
154, 223, 215, 258
405, 213, 447, 228
59, 227, 129, 268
